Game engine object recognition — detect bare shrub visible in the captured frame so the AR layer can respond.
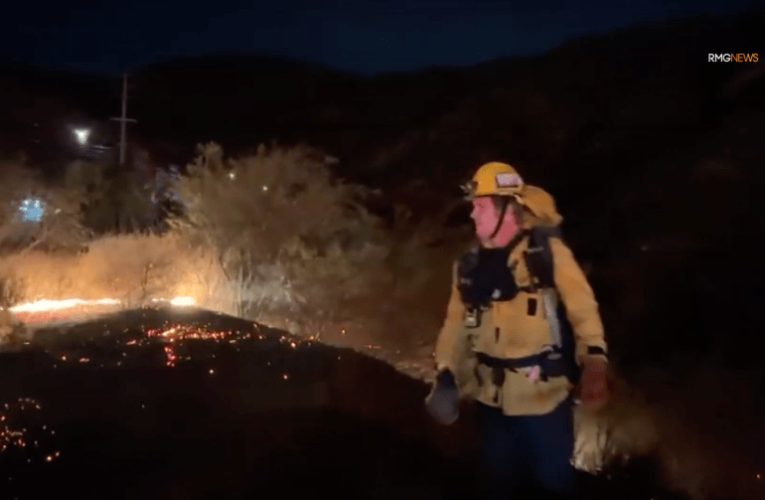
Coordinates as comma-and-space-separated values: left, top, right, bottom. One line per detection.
171, 142, 394, 324
149, 142, 468, 349
0, 269, 27, 342
0, 271, 25, 309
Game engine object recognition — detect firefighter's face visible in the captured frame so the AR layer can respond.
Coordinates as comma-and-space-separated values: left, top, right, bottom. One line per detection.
471, 197, 520, 244
471, 197, 500, 240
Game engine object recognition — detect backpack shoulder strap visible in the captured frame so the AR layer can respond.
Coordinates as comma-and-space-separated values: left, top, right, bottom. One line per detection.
526, 226, 562, 289
457, 245, 481, 278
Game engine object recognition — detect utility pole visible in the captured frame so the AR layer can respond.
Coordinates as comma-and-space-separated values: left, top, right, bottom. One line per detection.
110, 73, 137, 165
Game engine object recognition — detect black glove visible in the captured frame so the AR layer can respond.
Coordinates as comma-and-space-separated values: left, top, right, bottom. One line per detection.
425, 369, 460, 425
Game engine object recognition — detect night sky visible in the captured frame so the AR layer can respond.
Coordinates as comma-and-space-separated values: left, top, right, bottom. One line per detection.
3, 0, 761, 76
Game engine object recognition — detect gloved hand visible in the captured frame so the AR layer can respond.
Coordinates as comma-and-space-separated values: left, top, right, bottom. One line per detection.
579, 356, 608, 411
425, 369, 460, 425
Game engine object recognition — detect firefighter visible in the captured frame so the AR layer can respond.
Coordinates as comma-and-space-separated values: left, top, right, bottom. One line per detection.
425, 162, 608, 499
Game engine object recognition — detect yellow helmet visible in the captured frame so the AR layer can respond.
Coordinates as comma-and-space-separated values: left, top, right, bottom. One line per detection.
462, 162, 563, 226
462, 162, 524, 199
520, 184, 562, 226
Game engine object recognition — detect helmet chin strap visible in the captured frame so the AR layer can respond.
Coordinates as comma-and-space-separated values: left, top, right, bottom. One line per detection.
488, 197, 509, 241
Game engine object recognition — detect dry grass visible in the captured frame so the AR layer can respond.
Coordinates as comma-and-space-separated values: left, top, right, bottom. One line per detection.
0, 233, 210, 305
572, 357, 765, 500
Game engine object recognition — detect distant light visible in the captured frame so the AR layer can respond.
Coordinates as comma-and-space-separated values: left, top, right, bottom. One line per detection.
18, 197, 45, 222
262, 185, 268, 191
169, 296, 196, 307
74, 128, 90, 145
228, 172, 235, 180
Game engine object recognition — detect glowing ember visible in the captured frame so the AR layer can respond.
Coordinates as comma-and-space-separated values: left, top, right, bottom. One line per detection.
162, 327, 178, 337
0, 398, 58, 462
145, 324, 234, 342
164, 346, 177, 367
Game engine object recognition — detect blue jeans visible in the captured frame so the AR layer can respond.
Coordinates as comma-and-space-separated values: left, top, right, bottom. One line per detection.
475, 398, 576, 500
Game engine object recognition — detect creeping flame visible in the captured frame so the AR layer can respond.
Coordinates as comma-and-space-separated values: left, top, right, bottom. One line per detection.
9, 298, 121, 313
169, 296, 196, 307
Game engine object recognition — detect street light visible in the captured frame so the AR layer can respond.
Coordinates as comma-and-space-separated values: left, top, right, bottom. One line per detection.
74, 128, 91, 145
